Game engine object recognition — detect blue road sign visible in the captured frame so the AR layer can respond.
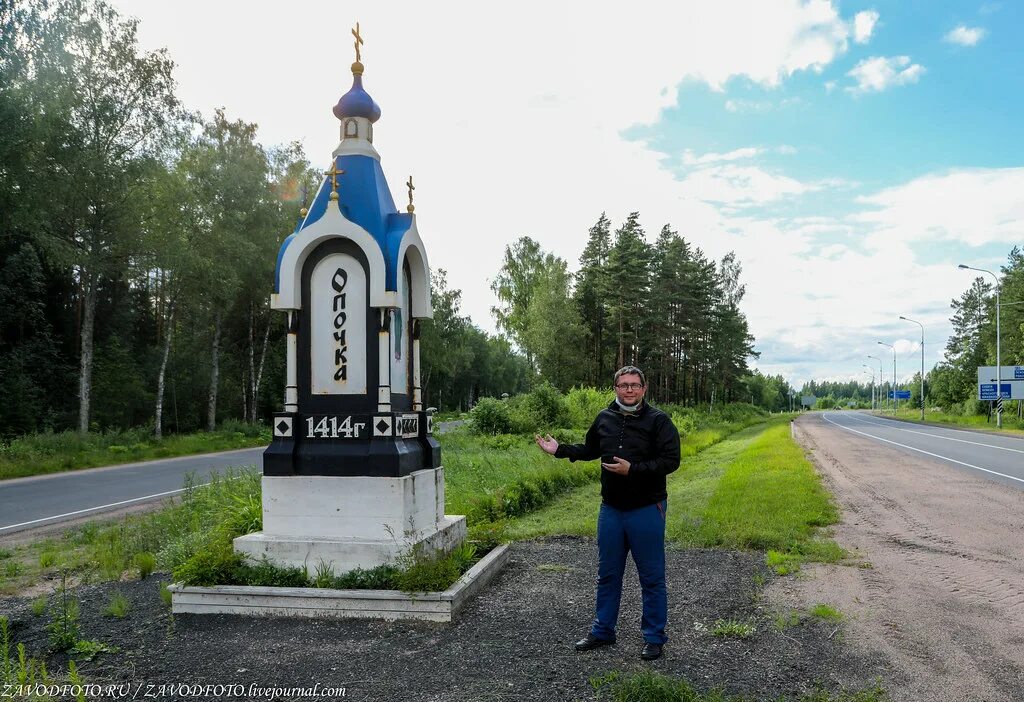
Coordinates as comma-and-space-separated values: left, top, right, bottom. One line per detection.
888, 390, 911, 400
979, 383, 1011, 400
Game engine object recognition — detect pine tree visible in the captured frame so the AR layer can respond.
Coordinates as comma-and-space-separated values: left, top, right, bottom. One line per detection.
603, 212, 651, 369
944, 277, 992, 408
573, 213, 611, 384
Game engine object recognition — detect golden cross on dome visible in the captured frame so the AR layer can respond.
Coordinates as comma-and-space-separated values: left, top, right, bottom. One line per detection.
324, 162, 345, 201
406, 176, 415, 213
352, 23, 364, 63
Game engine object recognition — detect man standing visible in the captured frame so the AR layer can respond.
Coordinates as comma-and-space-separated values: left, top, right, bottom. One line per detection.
535, 366, 680, 661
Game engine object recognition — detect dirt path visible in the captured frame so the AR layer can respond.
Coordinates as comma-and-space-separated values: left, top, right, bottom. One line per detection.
780, 413, 1024, 702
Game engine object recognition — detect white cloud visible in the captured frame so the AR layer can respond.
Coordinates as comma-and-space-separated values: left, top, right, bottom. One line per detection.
682, 147, 762, 165
846, 56, 925, 93
944, 25, 986, 46
106, 0, 1000, 387
853, 10, 879, 43
855, 168, 1024, 248
111, 0, 867, 336
678, 165, 817, 205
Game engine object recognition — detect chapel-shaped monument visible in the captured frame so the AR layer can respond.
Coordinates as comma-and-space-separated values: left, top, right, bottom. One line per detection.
234, 27, 465, 572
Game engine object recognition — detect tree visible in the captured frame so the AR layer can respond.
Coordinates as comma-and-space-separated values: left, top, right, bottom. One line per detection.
490, 236, 561, 366
574, 213, 612, 384
25, 0, 184, 433
523, 259, 588, 390
603, 212, 651, 368
942, 277, 992, 410
711, 252, 758, 402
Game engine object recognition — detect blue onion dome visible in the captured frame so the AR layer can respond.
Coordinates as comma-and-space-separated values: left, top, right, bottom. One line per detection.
333, 61, 381, 123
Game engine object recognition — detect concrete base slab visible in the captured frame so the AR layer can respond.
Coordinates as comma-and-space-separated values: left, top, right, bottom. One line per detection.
169, 543, 509, 622
233, 515, 466, 572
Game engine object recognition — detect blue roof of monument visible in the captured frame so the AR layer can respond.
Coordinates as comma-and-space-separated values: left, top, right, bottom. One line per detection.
274, 153, 413, 294
333, 73, 381, 123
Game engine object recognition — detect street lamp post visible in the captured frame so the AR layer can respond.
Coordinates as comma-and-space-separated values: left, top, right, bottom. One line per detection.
899, 316, 925, 421
863, 365, 876, 410
878, 341, 896, 414
959, 264, 1002, 428
867, 355, 885, 412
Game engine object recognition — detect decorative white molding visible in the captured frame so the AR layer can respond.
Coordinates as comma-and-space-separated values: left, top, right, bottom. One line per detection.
274, 201, 390, 311
333, 116, 380, 160
396, 220, 433, 318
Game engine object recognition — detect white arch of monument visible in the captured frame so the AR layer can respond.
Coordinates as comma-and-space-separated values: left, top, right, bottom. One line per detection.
273, 207, 394, 311
397, 221, 433, 319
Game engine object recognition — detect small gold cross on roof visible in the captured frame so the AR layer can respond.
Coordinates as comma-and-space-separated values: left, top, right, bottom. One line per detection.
406, 176, 415, 213
325, 162, 345, 201
352, 22, 363, 63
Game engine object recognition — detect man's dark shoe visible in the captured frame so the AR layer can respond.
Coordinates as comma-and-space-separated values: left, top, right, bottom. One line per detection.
574, 634, 615, 651
641, 642, 663, 661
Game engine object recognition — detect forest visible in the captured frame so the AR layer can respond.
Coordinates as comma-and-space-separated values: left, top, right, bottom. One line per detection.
0, 0, 540, 440
9, 0, 1015, 446
0, 0, 775, 441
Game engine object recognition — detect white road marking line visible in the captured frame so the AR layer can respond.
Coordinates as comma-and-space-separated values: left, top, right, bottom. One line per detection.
852, 412, 1024, 443
821, 413, 1024, 486
846, 414, 1024, 454
0, 485, 197, 532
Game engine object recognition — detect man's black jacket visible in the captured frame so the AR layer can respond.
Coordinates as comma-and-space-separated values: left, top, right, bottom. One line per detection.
555, 400, 681, 510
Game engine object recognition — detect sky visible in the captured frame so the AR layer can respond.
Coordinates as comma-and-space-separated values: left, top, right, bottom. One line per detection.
109, 0, 1024, 390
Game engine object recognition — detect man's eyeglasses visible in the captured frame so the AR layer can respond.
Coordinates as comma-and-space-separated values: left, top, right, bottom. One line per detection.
615, 383, 644, 391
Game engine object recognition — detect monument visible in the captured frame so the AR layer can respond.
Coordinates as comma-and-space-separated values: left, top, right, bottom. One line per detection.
234, 25, 465, 573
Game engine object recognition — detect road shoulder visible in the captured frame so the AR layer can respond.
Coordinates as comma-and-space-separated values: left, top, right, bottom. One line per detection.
772, 413, 1024, 702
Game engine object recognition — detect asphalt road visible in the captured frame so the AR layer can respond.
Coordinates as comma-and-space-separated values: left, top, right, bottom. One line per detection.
0, 421, 465, 537
820, 411, 1024, 489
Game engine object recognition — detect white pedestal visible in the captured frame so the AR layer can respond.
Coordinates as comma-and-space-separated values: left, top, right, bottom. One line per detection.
234, 467, 466, 573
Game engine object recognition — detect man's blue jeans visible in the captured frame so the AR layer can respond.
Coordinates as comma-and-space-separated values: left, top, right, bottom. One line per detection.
590, 500, 668, 645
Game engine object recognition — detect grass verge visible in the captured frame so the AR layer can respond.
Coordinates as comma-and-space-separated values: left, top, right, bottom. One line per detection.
0, 421, 270, 481
450, 410, 783, 544
503, 418, 845, 574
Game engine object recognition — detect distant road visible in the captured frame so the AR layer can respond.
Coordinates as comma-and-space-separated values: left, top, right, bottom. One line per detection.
0, 421, 466, 538
819, 411, 1024, 489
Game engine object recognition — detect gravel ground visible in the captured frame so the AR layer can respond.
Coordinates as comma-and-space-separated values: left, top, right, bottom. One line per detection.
1, 537, 887, 702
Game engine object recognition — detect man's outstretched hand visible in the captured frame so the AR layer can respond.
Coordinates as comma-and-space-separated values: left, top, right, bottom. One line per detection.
535, 434, 559, 455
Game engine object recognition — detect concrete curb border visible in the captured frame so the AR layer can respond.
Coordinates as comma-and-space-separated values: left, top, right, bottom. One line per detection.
168, 543, 510, 622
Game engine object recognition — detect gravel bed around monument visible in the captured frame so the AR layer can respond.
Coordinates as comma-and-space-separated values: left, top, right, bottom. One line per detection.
1, 537, 888, 701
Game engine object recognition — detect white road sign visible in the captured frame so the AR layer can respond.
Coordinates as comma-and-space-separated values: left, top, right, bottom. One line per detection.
976, 366, 1024, 401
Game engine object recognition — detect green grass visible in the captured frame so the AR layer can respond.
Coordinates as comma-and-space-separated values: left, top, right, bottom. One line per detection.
711, 618, 757, 639
773, 610, 803, 631
0, 468, 261, 596
672, 423, 839, 550
504, 419, 844, 575
103, 592, 130, 618
441, 428, 600, 524
590, 670, 888, 702
810, 604, 844, 623
0, 422, 270, 481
